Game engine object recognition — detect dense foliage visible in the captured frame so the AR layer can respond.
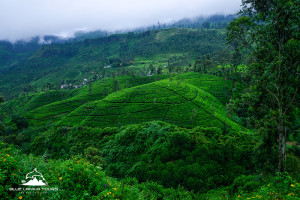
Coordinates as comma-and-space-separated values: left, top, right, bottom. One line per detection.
0, 142, 196, 199
0, 28, 229, 99
18, 122, 253, 193
0, 5, 299, 198
227, 0, 300, 172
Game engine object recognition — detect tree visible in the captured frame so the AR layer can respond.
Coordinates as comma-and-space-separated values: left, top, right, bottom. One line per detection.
201, 54, 214, 73
230, 41, 242, 76
193, 57, 201, 72
0, 95, 4, 104
11, 115, 28, 130
213, 48, 232, 66
89, 82, 92, 95
168, 65, 174, 74
149, 64, 155, 75
113, 78, 120, 92
157, 66, 163, 75
0, 95, 4, 135
227, 0, 299, 172
101, 69, 106, 78
202, 22, 210, 29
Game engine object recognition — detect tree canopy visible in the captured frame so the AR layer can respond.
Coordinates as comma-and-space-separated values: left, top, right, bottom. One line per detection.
227, 0, 299, 172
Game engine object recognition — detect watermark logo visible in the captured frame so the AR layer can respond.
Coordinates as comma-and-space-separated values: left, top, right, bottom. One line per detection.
21, 168, 48, 186
9, 168, 58, 194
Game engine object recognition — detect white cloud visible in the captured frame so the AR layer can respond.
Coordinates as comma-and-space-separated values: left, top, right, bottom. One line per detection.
0, 0, 241, 42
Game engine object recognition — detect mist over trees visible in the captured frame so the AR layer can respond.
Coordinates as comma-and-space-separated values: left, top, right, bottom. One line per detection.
0, 4, 299, 199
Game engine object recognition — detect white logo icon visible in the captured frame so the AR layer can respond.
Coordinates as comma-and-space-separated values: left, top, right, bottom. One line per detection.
21, 168, 48, 186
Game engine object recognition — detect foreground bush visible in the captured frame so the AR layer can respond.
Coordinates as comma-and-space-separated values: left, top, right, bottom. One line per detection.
102, 121, 256, 193
28, 121, 256, 194
0, 142, 195, 199
235, 172, 299, 200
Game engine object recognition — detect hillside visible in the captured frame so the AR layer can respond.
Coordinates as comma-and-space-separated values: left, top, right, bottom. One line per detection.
57, 76, 239, 130
0, 74, 167, 123
0, 39, 40, 71
0, 28, 227, 99
0, 73, 234, 129
0, 1, 299, 199
0, 141, 197, 199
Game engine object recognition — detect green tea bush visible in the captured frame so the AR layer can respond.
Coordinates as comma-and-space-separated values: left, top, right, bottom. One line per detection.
57, 79, 241, 130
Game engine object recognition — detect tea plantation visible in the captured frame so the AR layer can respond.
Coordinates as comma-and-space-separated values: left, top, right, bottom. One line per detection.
58, 78, 240, 130
0, 73, 233, 128
0, 9, 299, 198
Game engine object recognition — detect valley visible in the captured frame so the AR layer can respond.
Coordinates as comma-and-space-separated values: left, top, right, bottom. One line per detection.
0, 6, 299, 199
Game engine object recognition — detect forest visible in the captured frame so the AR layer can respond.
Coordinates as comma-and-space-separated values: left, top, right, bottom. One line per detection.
0, 0, 299, 199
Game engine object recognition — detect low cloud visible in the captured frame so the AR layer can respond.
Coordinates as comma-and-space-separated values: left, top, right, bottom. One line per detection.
0, 0, 241, 42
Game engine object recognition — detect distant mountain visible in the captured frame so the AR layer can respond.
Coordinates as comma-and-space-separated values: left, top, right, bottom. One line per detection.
169, 14, 236, 29
0, 28, 230, 99
0, 13, 234, 68
0, 38, 41, 71
0, 14, 236, 99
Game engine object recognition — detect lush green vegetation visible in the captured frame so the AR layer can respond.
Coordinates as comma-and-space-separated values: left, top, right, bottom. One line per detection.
0, 72, 233, 128
1, 121, 299, 199
57, 76, 238, 130
0, 141, 197, 199
0, 28, 228, 99
0, 1, 299, 198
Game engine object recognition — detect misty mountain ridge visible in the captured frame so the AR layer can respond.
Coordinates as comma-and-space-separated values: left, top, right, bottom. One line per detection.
0, 14, 236, 45
0, 26, 230, 99
0, 13, 235, 77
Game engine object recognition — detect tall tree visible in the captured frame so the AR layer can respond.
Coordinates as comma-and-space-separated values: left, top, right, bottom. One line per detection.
0, 95, 4, 104
193, 57, 201, 72
113, 78, 120, 92
202, 22, 210, 29
89, 82, 92, 96
227, 0, 299, 172
157, 66, 163, 75
149, 64, 156, 75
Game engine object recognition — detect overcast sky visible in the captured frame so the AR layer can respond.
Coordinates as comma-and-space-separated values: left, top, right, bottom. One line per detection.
0, 0, 241, 42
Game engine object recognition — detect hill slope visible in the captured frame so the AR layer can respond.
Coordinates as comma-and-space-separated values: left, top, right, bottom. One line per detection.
57, 77, 240, 130
0, 28, 227, 99
0, 73, 234, 129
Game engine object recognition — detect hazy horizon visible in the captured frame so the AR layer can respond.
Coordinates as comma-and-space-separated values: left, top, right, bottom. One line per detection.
0, 0, 241, 42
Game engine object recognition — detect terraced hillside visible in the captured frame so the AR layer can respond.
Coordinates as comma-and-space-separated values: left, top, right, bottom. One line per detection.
0, 73, 234, 128
181, 73, 233, 104
57, 78, 240, 130
0, 75, 167, 122
0, 90, 76, 115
